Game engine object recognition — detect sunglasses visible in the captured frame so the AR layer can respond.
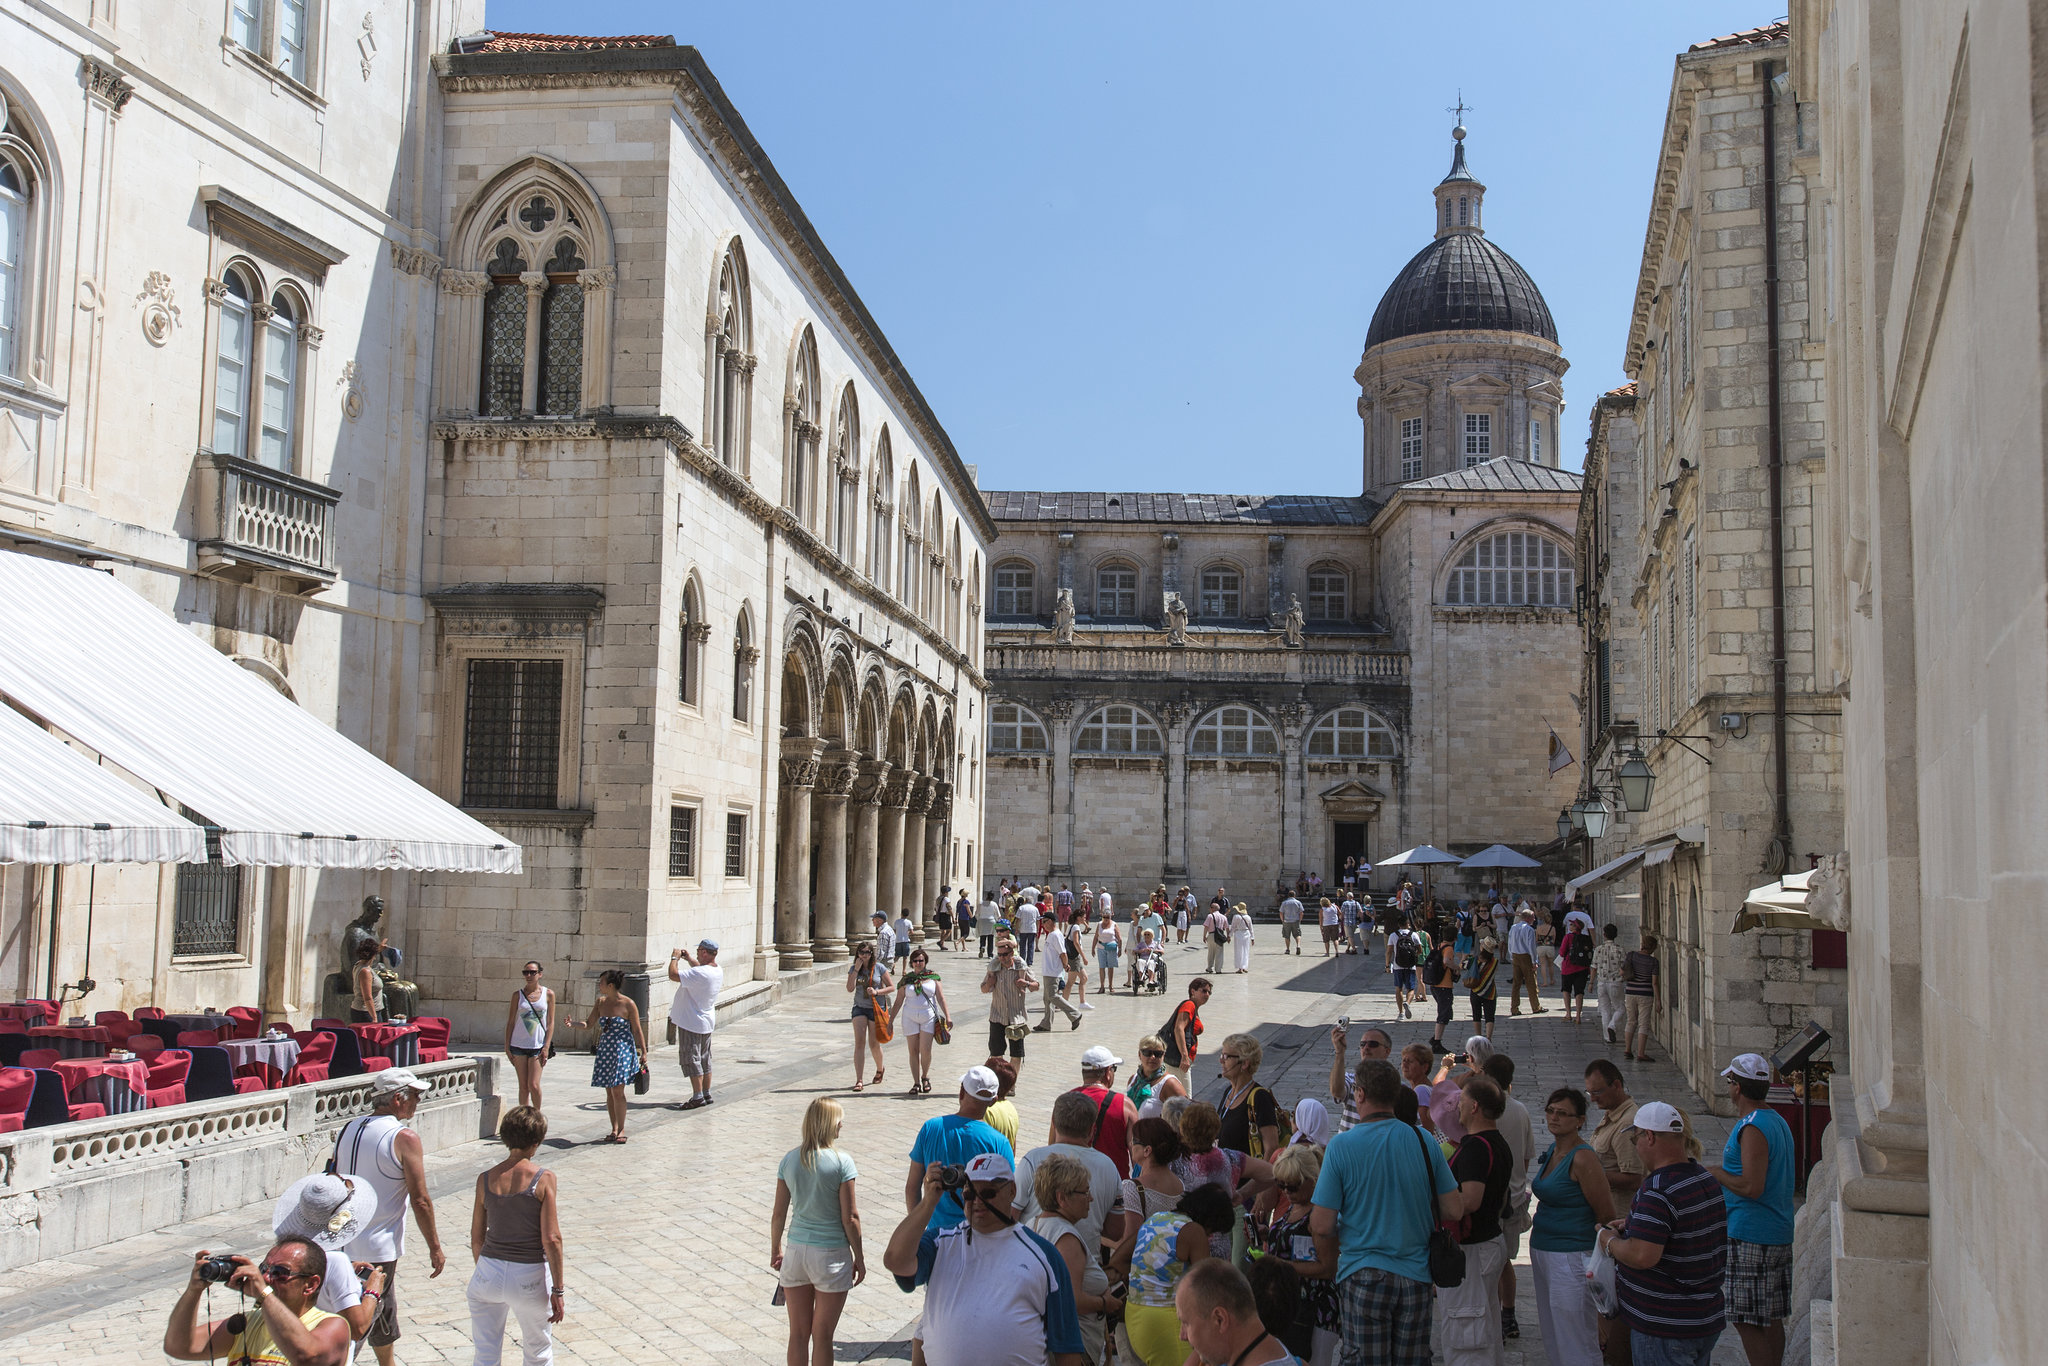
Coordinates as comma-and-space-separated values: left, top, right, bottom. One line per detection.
259, 1263, 315, 1281
967, 1182, 1012, 1204
1360, 1041, 1389, 1050
1277, 1180, 1307, 1194
1546, 1105, 1584, 1119
522, 969, 541, 975
1139, 1049, 1164, 1059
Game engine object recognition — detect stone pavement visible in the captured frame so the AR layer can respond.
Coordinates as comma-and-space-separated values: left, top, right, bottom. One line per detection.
0, 936, 1747, 1365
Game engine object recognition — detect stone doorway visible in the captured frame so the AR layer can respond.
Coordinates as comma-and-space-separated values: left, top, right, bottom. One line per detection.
1332, 822, 1367, 885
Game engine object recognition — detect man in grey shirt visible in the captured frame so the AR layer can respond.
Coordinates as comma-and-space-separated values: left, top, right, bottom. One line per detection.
1279, 895, 1304, 955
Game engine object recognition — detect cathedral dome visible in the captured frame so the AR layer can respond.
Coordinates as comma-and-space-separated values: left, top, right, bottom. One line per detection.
1364, 233, 1558, 349
1364, 125, 1557, 350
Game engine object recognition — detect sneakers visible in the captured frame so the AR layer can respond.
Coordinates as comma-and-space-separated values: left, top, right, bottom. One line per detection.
1430, 1037, 1448, 1054
1070, 1014, 1083, 1030
1605, 1026, 1617, 1044
1081, 1003, 1095, 1011
1033, 1023, 1053, 1033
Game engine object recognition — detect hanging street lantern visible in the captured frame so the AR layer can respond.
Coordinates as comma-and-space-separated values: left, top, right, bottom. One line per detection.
1618, 746, 1656, 813
1557, 807, 1573, 842
1581, 797, 1613, 841
1569, 796, 1590, 832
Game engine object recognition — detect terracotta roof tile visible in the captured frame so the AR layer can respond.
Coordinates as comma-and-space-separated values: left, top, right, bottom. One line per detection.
1606, 381, 1638, 397
467, 32, 676, 53
1689, 21, 1789, 52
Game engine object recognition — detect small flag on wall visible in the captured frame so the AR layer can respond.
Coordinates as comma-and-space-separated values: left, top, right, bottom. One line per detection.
1547, 724, 1576, 774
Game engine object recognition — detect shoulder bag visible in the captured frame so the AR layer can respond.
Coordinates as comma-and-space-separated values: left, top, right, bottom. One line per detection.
1412, 1124, 1467, 1288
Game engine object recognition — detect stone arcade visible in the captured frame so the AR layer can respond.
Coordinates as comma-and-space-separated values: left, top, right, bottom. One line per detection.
981, 127, 1584, 898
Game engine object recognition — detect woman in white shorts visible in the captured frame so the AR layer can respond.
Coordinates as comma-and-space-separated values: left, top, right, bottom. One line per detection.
890, 948, 951, 1096
772, 1097, 864, 1366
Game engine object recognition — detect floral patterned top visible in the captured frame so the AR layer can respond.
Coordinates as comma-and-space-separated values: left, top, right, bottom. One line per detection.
1127, 1210, 1194, 1308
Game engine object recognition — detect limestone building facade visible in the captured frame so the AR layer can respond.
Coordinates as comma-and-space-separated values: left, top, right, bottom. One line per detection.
1571, 24, 1847, 1111
983, 133, 1582, 898
0, 8, 989, 1040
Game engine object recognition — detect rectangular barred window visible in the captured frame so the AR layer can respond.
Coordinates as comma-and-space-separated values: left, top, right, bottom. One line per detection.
1400, 416, 1424, 480
461, 659, 563, 808
172, 821, 242, 957
669, 805, 696, 878
1463, 412, 1491, 465
724, 811, 747, 879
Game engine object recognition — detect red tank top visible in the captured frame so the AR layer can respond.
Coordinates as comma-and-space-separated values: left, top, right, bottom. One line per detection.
1074, 1083, 1130, 1174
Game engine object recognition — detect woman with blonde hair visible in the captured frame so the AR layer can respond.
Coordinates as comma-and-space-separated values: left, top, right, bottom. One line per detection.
1258, 1143, 1339, 1365
771, 1098, 864, 1366
1029, 1153, 1122, 1365
1125, 1034, 1187, 1119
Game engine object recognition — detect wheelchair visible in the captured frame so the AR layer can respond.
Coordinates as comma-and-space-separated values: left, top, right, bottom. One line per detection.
1127, 950, 1168, 995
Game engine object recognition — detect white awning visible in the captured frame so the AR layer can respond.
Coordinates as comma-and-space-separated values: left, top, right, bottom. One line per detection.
1565, 848, 1647, 896
1735, 871, 1815, 933
0, 552, 521, 874
0, 702, 208, 865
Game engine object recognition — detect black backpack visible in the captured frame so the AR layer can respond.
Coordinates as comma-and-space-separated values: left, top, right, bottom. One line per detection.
1421, 947, 1446, 986
1566, 931, 1594, 970
1394, 932, 1420, 969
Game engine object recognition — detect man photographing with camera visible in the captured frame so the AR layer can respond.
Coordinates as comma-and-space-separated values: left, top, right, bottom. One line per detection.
162, 1241, 352, 1366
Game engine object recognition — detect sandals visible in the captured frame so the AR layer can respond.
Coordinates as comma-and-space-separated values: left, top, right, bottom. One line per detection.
873, 1068, 886, 1085
852, 1079, 865, 1092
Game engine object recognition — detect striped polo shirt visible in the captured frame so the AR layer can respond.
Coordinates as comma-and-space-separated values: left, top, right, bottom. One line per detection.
1617, 1159, 1728, 1338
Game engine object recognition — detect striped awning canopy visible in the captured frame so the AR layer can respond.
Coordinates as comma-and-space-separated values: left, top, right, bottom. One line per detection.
0, 701, 208, 865
0, 552, 521, 874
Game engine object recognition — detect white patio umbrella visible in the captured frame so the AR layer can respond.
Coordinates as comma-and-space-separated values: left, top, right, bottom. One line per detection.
1382, 844, 1463, 904
1458, 843, 1543, 898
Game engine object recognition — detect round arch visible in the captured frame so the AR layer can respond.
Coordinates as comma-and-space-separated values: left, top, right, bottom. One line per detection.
1304, 706, 1399, 761
1074, 703, 1165, 755
1189, 704, 1280, 757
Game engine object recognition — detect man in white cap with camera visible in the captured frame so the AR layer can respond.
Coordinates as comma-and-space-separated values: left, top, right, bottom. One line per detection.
904, 1065, 1014, 1234
1710, 1054, 1796, 1366
1596, 1100, 1728, 1365
334, 1068, 443, 1366
883, 1150, 1086, 1366
272, 1172, 386, 1346
667, 938, 724, 1111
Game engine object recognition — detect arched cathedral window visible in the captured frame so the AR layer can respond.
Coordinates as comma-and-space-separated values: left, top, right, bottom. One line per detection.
1190, 707, 1278, 757
1306, 708, 1397, 760
1075, 705, 1164, 755
1444, 530, 1573, 606
988, 702, 1048, 753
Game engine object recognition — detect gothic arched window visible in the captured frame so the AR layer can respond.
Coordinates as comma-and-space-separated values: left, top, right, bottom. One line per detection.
711, 242, 753, 471
1076, 705, 1165, 755
988, 702, 1049, 753
829, 381, 858, 558
1306, 708, 1398, 760
732, 611, 755, 723
679, 579, 704, 707
868, 430, 894, 585
537, 237, 585, 416
1444, 530, 1573, 607
785, 329, 820, 525
0, 106, 45, 383
1190, 706, 1279, 757
899, 465, 921, 606
479, 238, 528, 417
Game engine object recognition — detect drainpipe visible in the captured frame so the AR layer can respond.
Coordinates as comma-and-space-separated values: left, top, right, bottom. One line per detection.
1760, 60, 1793, 876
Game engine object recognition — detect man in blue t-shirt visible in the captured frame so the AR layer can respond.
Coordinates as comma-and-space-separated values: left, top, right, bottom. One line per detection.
1309, 1059, 1458, 1366
1598, 1100, 1728, 1365
883, 1152, 1086, 1366
905, 1064, 1014, 1231
1710, 1054, 1796, 1366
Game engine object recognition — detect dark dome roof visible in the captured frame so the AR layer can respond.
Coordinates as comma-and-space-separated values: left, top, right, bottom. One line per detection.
1365, 233, 1557, 350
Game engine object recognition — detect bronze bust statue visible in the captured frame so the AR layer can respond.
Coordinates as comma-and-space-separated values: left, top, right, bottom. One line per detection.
337, 896, 420, 1021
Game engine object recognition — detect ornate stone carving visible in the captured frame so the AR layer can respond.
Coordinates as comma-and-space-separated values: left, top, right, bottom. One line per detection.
906, 780, 934, 816
1164, 592, 1190, 646
79, 57, 134, 112
927, 781, 953, 812
299, 324, 325, 350
440, 270, 491, 297
687, 621, 714, 644
576, 266, 617, 289
1043, 699, 1075, 722
1807, 852, 1850, 930
518, 270, 548, 292
852, 760, 893, 806
389, 243, 443, 279
882, 773, 914, 809
1054, 589, 1076, 644
740, 645, 762, 667
357, 12, 378, 81
817, 759, 859, 797
780, 754, 821, 789
135, 272, 180, 346
204, 278, 230, 305
337, 360, 365, 422
1162, 701, 1193, 727
432, 420, 604, 441
731, 351, 759, 376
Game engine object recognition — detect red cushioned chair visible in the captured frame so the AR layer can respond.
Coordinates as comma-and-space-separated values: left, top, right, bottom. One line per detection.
413, 1017, 451, 1064
224, 1007, 262, 1040
317, 1027, 389, 1078
134, 1006, 166, 1020
0, 1067, 34, 1133
143, 1050, 191, 1108
175, 1029, 219, 1049
285, 1032, 334, 1086
93, 1011, 141, 1046
18, 1048, 59, 1071
130, 1033, 164, 1056
24, 1069, 103, 1126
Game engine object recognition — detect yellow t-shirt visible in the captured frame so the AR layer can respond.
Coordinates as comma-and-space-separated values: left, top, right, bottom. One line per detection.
983, 1098, 1020, 1149
230, 1303, 338, 1366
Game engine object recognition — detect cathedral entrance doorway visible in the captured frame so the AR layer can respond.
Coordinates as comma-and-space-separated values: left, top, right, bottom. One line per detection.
1333, 822, 1367, 886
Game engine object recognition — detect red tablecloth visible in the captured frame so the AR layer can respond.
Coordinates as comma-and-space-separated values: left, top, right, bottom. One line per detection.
0, 1005, 48, 1025
51, 1057, 148, 1096
30, 1026, 111, 1044
349, 1024, 421, 1067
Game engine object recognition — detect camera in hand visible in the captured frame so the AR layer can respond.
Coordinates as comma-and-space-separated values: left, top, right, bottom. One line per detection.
937, 1163, 970, 1193
198, 1254, 238, 1284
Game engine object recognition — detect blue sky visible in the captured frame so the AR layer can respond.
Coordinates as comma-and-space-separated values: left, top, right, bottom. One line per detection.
484, 2, 1778, 494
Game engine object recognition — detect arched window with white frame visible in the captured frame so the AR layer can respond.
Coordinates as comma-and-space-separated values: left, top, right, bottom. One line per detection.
1306, 708, 1398, 760
868, 429, 894, 585
947, 522, 963, 645
732, 610, 756, 723
988, 701, 1049, 753
784, 328, 820, 526
829, 382, 859, 559
1075, 704, 1164, 755
1190, 706, 1279, 757
212, 268, 257, 456
679, 578, 705, 707
1443, 529, 1574, 607
257, 289, 300, 469
711, 241, 753, 470
926, 494, 945, 624
0, 91, 50, 385
898, 465, 921, 606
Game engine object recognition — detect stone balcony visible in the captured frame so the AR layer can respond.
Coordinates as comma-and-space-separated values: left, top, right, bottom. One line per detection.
987, 633, 1409, 684
194, 452, 342, 592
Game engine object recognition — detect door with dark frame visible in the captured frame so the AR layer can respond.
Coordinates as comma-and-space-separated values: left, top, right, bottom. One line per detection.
1332, 822, 1367, 887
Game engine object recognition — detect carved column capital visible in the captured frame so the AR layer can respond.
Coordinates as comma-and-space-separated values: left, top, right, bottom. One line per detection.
817, 751, 861, 797
730, 351, 759, 376
519, 271, 549, 294
687, 622, 714, 644
299, 324, 325, 350
853, 758, 894, 807
204, 278, 230, 305
576, 266, 617, 290
906, 779, 934, 816
779, 736, 826, 790
441, 271, 492, 298
1043, 699, 1075, 722
927, 780, 953, 812
80, 57, 134, 112
882, 773, 914, 810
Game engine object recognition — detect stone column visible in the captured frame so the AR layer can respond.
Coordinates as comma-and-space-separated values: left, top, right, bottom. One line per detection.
1162, 703, 1191, 881
923, 781, 951, 934
1046, 700, 1076, 878
900, 778, 930, 939
849, 759, 891, 950
775, 738, 825, 970
811, 750, 859, 963
518, 271, 548, 416
1266, 534, 1288, 619
875, 770, 911, 942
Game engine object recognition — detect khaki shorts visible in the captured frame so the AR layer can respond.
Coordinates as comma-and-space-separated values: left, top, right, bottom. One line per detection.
365, 1260, 400, 1346
778, 1241, 857, 1293
676, 1029, 713, 1077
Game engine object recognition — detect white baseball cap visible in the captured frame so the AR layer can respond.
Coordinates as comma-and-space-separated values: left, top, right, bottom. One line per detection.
1080, 1045, 1122, 1070
1721, 1053, 1772, 1083
1632, 1100, 1686, 1133
961, 1065, 1001, 1101
964, 1152, 1014, 1182
369, 1067, 430, 1097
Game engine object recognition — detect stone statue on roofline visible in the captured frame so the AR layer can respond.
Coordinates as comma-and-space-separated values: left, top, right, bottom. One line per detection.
1054, 588, 1076, 644
324, 895, 421, 1022
1164, 592, 1190, 646
1280, 594, 1306, 648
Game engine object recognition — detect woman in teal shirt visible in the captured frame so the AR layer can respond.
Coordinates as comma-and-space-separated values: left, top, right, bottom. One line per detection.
1528, 1087, 1615, 1366
772, 1098, 864, 1366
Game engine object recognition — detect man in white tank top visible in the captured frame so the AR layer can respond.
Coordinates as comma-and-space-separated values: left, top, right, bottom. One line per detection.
335, 1069, 444, 1366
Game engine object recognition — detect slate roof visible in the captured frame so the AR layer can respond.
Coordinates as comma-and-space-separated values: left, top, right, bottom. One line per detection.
982, 492, 1380, 526
459, 32, 675, 52
1364, 233, 1558, 349
1689, 22, 1789, 52
1398, 458, 1583, 494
